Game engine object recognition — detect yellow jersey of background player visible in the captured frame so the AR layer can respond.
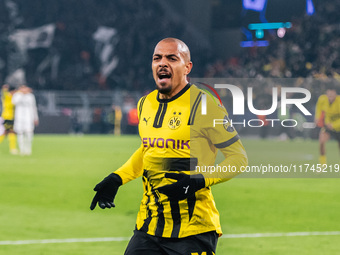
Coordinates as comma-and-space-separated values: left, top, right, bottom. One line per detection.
0, 85, 18, 154
315, 93, 340, 132
1, 85, 15, 122
315, 85, 340, 165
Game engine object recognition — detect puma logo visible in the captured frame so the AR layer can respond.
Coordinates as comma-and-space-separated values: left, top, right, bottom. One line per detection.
143, 117, 150, 125
183, 185, 190, 194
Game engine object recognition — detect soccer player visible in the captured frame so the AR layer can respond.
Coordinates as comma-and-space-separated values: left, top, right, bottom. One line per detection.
315, 84, 340, 164
0, 84, 18, 154
90, 38, 248, 254
11, 85, 39, 155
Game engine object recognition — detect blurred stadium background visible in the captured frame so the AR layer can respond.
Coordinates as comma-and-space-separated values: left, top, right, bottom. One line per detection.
1, 0, 340, 254
0, 0, 339, 136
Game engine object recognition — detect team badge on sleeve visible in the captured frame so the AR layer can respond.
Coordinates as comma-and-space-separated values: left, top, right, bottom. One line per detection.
223, 115, 235, 132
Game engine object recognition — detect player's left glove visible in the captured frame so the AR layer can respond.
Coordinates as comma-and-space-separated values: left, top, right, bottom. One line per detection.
90, 173, 122, 210
157, 173, 205, 200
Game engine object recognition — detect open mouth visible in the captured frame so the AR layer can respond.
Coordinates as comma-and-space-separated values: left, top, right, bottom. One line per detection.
158, 73, 172, 79
157, 70, 172, 81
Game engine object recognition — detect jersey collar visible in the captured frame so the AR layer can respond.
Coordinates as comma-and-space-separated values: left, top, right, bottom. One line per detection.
157, 83, 191, 103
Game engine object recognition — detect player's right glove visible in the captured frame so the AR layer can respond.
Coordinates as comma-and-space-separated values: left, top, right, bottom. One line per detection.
90, 173, 122, 210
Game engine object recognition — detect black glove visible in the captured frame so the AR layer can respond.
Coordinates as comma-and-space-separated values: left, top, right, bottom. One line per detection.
157, 173, 205, 200
90, 173, 122, 210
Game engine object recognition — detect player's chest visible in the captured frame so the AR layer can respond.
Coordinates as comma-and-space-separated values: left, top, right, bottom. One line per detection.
19, 98, 32, 107
139, 101, 191, 139
326, 101, 340, 115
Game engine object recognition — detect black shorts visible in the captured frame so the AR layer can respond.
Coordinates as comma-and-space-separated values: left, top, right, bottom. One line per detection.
3, 120, 14, 132
325, 128, 340, 142
124, 230, 218, 255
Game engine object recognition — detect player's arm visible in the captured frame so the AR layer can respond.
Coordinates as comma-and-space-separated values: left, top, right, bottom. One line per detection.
330, 98, 340, 130
327, 115, 340, 131
90, 145, 144, 210
1, 85, 9, 100
11, 91, 22, 105
323, 98, 340, 131
199, 95, 248, 185
114, 144, 144, 184
315, 95, 326, 127
1, 84, 9, 92
157, 140, 247, 200
114, 95, 147, 184
158, 92, 247, 200
161, 130, 248, 193
32, 95, 39, 126
205, 139, 248, 186
329, 119, 340, 131
90, 97, 146, 210
314, 95, 324, 121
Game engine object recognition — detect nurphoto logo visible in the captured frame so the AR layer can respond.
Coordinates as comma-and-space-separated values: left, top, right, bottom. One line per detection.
198, 83, 312, 128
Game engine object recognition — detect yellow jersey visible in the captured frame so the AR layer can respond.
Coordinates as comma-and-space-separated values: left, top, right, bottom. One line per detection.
1, 89, 15, 120
315, 95, 340, 132
115, 84, 248, 238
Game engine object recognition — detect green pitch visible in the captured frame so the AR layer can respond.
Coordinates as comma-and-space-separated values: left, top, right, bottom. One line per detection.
0, 135, 339, 254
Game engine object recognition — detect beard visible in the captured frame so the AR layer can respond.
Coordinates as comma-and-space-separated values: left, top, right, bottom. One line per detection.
156, 84, 172, 95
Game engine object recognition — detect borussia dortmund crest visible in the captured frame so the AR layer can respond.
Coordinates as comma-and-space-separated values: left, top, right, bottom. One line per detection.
168, 113, 182, 130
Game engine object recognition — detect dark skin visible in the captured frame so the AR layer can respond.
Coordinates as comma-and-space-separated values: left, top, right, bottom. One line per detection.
152, 38, 193, 99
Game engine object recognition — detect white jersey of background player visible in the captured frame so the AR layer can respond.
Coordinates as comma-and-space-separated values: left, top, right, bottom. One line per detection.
0, 117, 5, 136
12, 85, 39, 155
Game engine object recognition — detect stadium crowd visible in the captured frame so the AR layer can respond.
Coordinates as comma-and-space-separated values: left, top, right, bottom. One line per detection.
0, 0, 339, 95
204, 0, 340, 104
0, 0, 339, 135
0, 0, 210, 91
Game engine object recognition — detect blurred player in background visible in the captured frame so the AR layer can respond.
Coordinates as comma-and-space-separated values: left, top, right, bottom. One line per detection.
0, 117, 5, 137
90, 38, 247, 254
315, 84, 340, 164
12, 85, 39, 155
0, 84, 18, 154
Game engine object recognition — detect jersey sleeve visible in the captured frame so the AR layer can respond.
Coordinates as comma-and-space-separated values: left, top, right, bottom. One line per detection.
327, 97, 340, 131
315, 95, 327, 122
204, 140, 248, 186
200, 93, 240, 149
114, 96, 148, 184
11, 92, 22, 105
114, 144, 144, 184
1, 89, 5, 101
137, 95, 147, 120
194, 92, 248, 185
331, 119, 340, 131
30, 94, 39, 122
